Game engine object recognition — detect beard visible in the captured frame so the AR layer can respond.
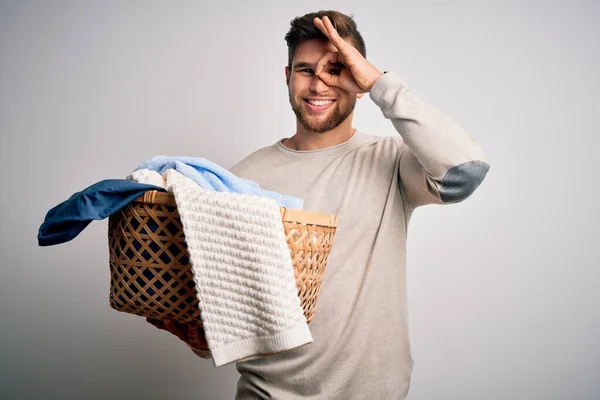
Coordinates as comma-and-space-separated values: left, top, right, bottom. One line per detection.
289, 92, 356, 134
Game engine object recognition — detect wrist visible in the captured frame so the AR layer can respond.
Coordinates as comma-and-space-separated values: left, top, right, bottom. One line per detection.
366, 70, 385, 92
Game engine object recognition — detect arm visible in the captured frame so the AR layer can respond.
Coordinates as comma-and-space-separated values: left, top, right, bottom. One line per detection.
310, 16, 489, 209
369, 72, 490, 209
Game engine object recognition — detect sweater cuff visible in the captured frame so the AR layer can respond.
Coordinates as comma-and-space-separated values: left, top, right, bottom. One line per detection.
369, 71, 410, 108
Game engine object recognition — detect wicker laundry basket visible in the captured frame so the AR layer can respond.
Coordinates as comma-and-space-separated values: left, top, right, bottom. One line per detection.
108, 190, 338, 325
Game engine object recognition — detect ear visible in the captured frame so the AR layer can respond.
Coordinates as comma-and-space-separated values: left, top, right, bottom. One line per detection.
285, 66, 290, 87
356, 93, 365, 99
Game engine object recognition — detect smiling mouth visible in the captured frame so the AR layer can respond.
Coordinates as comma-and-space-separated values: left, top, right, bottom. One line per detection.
304, 98, 336, 112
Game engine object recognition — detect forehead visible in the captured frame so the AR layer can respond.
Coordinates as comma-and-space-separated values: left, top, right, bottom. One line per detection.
292, 39, 349, 65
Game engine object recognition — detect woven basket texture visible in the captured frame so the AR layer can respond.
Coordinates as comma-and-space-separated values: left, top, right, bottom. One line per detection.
108, 191, 338, 325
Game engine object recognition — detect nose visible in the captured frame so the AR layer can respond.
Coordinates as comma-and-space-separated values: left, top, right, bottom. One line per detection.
309, 74, 329, 93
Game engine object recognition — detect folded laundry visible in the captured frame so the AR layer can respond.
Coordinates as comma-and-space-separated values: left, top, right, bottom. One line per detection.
38, 180, 166, 246
132, 155, 303, 209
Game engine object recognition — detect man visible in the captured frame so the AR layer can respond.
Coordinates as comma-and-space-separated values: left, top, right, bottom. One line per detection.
148, 10, 490, 399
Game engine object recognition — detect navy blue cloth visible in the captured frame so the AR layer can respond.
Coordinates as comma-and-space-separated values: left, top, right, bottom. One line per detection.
38, 179, 166, 246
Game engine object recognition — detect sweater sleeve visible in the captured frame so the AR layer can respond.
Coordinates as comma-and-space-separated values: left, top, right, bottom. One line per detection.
369, 71, 490, 209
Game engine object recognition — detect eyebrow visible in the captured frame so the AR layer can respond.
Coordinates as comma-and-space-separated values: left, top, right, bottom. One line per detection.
293, 61, 345, 69
293, 62, 313, 69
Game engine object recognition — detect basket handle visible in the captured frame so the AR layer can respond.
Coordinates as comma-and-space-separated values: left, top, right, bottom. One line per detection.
136, 191, 338, 227
280, 207, 338, 227
140, 191, 158, 203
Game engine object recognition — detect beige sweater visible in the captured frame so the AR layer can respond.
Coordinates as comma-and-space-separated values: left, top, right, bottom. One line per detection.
225, 71, 490, 399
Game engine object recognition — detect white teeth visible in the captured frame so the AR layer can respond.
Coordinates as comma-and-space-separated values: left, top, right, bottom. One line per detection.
307, 100, 333, 106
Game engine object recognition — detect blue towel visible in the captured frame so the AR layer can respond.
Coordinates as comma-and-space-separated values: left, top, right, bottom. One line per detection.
133, 155, 303, 209
38, 179, 166, 246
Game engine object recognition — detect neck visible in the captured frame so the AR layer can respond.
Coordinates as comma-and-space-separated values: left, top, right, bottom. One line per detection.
283, 116, 356, 151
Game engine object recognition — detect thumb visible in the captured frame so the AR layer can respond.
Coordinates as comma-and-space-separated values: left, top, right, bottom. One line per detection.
316, 72, 340, 88
318, 70, 364, 94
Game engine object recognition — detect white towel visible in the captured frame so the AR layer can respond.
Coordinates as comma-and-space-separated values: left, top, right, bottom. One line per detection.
127, 169, 166, 187
163, 169, 312, 367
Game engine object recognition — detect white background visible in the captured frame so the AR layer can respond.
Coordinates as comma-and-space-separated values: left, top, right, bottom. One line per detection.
1, 0, 598, 398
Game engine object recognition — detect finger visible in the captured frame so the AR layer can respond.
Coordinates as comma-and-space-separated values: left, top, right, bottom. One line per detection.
316, 71, 340, 88
325, 69, 364, 93
146, 317, 167, 331
188, 324, 209, 350
313, 17, 329, 39
320, 16, 356, 58
188, 324, 200, 348
314, 51, 341, 78
164, 319, 188, 341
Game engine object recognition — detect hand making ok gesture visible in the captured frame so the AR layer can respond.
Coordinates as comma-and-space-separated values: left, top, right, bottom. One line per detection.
313, 16, 383, 94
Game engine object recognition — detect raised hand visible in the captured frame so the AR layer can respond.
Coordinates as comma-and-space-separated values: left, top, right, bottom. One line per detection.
313, 16, 383, 93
